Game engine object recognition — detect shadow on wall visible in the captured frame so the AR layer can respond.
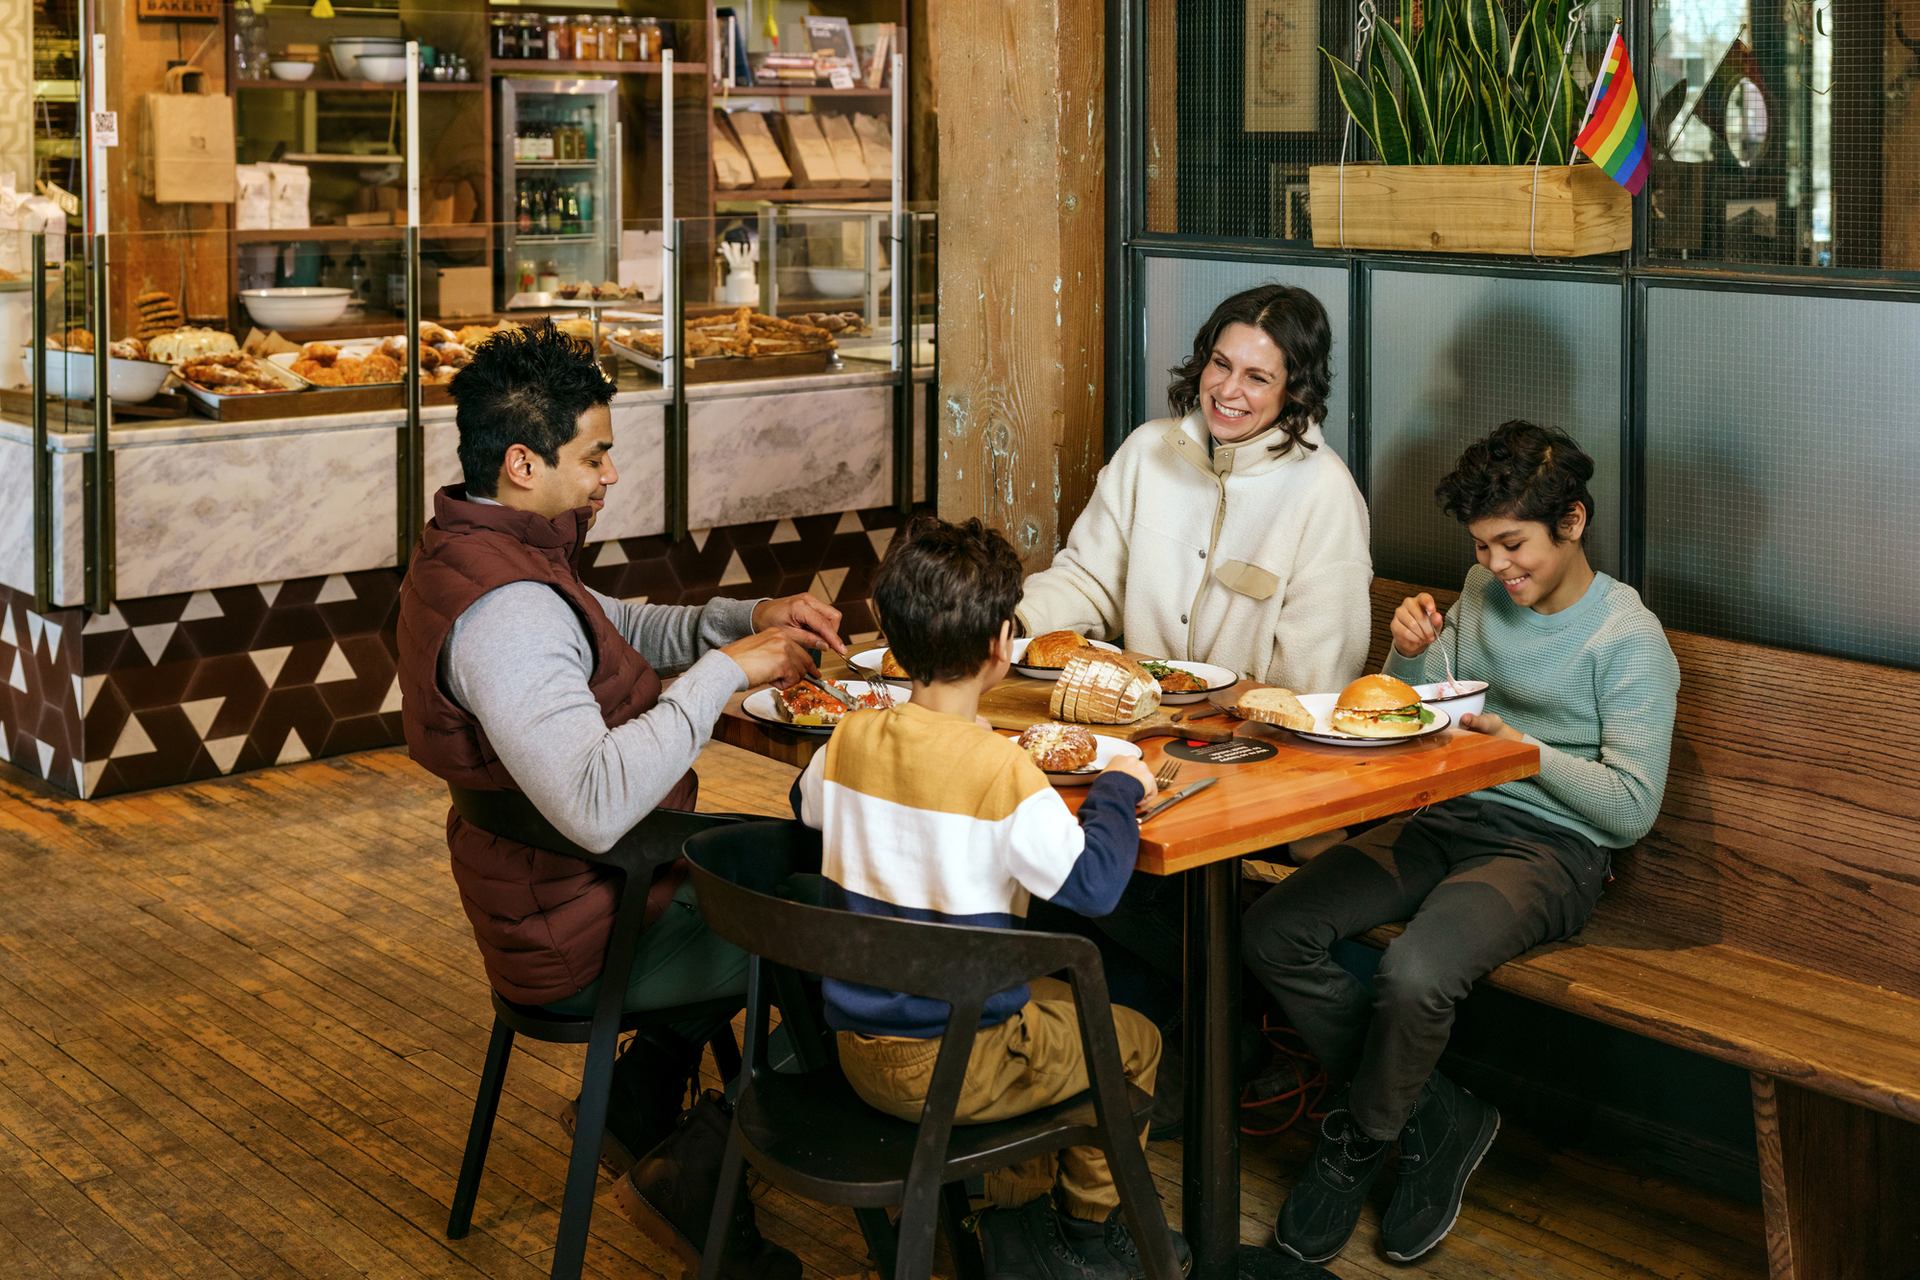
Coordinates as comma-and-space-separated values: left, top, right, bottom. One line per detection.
1369, 301, 1580, 588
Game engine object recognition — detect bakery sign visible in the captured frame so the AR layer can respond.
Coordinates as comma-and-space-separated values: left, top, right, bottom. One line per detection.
138, 0, 222, 20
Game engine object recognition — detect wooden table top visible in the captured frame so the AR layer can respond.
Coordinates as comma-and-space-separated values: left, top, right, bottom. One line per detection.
712, 675, 1540, 876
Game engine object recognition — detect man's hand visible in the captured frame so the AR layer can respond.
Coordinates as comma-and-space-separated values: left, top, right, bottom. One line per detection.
1461, 711, 1525, 743
1390, 592, 1446, 658
1105, 755, 1160, 806
721, 628, 819, 688
752, 593, 846, 656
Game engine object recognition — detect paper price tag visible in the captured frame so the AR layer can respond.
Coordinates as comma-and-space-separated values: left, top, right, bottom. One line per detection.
827, 67, 855, 90
91, 111, 119, 147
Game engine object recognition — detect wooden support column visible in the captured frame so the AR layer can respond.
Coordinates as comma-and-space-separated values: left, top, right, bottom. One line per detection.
1751, 1073, 1920, 1279
933, 0, 1105, 568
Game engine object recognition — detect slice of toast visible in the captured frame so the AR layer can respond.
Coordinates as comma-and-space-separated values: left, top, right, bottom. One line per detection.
1234, 686, 1313, 730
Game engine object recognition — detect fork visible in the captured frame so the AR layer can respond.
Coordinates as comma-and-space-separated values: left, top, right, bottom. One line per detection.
1152, 759, 1181, 791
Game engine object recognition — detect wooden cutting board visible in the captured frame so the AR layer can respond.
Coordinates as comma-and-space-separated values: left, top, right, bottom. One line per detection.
977, 677, 1236, 744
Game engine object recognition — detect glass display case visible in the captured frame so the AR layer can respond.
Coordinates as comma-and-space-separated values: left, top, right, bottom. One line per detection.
496, 78, 621, 309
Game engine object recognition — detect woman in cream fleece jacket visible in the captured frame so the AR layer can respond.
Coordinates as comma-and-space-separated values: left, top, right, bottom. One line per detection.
1018, 285, 1372, 694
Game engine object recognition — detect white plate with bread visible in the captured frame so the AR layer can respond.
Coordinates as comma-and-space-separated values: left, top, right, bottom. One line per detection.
1014, 722, 1143, 785
1221, 678, 1452, 748
848, 646, 911, 684
1011, 630, 1123, 680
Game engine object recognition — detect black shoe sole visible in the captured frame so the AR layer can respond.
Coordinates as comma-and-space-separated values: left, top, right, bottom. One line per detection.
1271, 1221, 1347, 1266
1381, 1106, 1500, 1264
561, 1098, 641, 1180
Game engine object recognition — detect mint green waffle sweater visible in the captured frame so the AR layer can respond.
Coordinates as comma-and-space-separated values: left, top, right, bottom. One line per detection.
1384, 565, 1680, 849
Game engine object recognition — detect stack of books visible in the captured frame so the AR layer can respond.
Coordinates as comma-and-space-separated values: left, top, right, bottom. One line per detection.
754, 52, 820, 85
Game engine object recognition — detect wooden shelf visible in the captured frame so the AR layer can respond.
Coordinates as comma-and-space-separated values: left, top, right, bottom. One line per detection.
718, 186, 892, 204
490, 60, 707, 76
234, 79, 485, 92
232, 225, 491, 244
714, 83, 892, 98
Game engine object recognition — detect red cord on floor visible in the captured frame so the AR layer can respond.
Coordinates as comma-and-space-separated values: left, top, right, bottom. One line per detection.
1238, 1018, 1331, 1137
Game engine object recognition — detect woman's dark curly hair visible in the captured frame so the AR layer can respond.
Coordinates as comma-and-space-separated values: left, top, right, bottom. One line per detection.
1166, 284, 1333, 456
1435, 420, 1595, 545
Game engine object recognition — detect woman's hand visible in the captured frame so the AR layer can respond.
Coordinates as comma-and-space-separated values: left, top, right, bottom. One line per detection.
1461, 711, 1525, 743
753, 593, 846, 656
1391, 592, 1445, 658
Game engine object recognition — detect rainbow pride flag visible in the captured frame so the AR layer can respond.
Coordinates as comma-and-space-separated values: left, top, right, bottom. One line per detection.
1574, 27, 1650, 195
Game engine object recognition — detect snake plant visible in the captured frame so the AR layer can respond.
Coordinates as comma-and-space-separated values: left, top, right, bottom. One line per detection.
1322, 0, 1586, 166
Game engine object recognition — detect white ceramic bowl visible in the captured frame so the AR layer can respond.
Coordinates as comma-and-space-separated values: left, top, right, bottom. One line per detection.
240, 287, 353, 330
29, 349, 174, 403
330, 37, 404, 79
1415, 679, 1489, 720
269, 60, 317, 81
356, 55, 410, 83
806, 267, 867, 296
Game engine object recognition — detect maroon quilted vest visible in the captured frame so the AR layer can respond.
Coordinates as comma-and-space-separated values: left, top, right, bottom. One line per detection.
397, 485, 697, 1005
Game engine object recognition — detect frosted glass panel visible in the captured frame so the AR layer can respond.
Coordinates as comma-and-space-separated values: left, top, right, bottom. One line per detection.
1140, 255, 1352, 461
1367, 271, 1623, 586
1645, 289, 1920, 666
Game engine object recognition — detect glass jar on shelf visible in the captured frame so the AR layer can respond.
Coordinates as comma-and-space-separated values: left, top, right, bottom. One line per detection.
490, 14, 515, 60
517, 14, 544, 60
572, 14, 599, 61
638, 17, 662, 61
546, 15, 572, 61
596, 15, 619, 63
517, 259, 537, 294
614, 16, 640, 62
537, 259, 560, 293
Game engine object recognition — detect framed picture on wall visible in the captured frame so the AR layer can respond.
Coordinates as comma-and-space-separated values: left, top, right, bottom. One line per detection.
1244, 0, 1319, 133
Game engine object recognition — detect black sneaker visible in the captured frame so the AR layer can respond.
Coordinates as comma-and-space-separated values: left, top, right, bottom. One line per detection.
1380, 1073, 1499, 1264
1058, 1207, 1193, 1279
978, 1195, 1099, 1280
1272, 1102, 1390, 1264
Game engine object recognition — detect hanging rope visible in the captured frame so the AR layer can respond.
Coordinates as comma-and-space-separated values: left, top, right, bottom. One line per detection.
1530, 3, 1590, 258
1335, 0, 1380, 250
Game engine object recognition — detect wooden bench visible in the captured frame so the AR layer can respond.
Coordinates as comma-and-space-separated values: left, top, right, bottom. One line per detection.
1319, 580, 1920, 1279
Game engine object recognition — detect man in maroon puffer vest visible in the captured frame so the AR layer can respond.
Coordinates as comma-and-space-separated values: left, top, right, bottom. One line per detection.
398, 323, 841, 1277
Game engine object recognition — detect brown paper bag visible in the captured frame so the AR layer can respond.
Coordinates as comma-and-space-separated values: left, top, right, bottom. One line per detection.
726, 112, 793, 189
140, 67, 237, 204
853, 114, 894, 187
818, 115, 871, 190
711, 113, 756, 190
771, 112, 855, 188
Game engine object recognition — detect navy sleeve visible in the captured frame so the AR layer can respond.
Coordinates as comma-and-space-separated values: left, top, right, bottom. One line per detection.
1044, 772, 1145, 918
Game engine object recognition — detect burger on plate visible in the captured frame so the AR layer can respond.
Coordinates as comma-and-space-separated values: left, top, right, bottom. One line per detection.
1330, 674, 1434, 738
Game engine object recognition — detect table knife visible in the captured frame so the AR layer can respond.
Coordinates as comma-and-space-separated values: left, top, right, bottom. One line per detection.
1139, 776, 1217, 821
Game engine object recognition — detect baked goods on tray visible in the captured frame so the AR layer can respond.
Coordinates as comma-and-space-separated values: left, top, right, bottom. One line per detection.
629, 307, 839, 360
1023, 630, 1092, 669
1017, 722, 1098, 772
1233, 686, 1313, 730
1048, 652, 1161, 725
136, 290, 186, 337
149, 327, 239, 364
177, 352, 291, 395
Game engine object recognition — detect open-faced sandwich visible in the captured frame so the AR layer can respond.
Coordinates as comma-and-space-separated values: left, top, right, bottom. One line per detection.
774, 680, 889, 727
1023, 629, 1092, 669
1233, 686, 1313, 730
1017, 721, 1098, 772
1140, 659, 1208, 694
1330, 674, 1435, 738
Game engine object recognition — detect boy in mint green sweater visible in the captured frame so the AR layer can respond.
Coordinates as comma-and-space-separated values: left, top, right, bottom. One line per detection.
1243, 421, 1679, 1267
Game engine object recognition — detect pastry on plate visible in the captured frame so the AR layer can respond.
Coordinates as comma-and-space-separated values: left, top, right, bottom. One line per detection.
1023, 629, 1091, 669
1233, 686, 1313, 730
880, 648, 908, 679
1017, 722, 1098, 772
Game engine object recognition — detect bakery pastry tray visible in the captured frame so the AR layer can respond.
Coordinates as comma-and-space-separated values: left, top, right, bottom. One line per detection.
608, 339, 833, 384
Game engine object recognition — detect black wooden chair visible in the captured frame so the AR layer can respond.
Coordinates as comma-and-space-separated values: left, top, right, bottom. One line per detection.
443, 793, 749, 1280
684, 819, 1181, 1280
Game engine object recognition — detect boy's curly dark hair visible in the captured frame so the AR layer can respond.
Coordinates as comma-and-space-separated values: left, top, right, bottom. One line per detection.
1165, 284, 1332, 457
872, 516, 1023, 684
1435, 420, 1596, 544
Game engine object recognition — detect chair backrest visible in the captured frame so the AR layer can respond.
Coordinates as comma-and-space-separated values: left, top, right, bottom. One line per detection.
1369, 578, 1920, 1000
685, 819, 1105, 1010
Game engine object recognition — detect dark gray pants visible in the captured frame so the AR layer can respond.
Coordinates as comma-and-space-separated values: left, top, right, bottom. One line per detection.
1241, 796, 1611, 1141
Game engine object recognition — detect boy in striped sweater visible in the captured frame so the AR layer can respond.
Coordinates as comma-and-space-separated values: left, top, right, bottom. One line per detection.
1243, 422, 1680, 1266
792, 516, 1189, 1280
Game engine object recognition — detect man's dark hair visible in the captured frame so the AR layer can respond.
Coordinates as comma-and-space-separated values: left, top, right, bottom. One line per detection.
1435, 419, 1596, 544
1166, 284, 1333, 457
872, 516, 1023, 684
449, 322, 612, 498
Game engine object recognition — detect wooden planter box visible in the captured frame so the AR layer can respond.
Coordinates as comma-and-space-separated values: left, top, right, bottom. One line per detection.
1307, 164, 1631, 257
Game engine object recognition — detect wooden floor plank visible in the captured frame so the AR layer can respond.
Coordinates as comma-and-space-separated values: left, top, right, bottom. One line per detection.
0, 744, 1767, 1279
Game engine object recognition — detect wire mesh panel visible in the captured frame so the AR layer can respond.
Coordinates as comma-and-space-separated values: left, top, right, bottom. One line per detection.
1139, 254, 1353, 460
1648, 0, 1920, 271
1644, 286, 1920, 665
1366, 269, 1623, 586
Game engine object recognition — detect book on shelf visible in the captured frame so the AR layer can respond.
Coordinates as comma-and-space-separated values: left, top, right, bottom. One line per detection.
715, 8, 754, 86
854, 23, 893, 88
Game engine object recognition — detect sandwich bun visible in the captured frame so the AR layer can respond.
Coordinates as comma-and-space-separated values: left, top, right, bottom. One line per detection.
1331, 674, 1425, 737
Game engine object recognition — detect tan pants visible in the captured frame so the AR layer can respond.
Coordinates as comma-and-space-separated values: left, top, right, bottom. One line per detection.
836, 978, 1161, 1220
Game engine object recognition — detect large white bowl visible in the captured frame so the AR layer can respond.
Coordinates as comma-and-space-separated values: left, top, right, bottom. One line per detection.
330, 37, 404, 79
28, 349, 174, 403
806, 266, 867, 296
269, 60, 317, 81
356, 55, 410, 83
240, 287, 352, 330
1414, 679, 1489, 721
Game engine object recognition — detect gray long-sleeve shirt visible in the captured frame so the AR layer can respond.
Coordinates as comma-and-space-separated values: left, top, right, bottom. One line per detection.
440, 570, 761, 853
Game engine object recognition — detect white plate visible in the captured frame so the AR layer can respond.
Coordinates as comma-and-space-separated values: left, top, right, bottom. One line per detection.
1010, 635, 1123, 681
1027, 733, 1143, 786
740, 681, 911, 735
1278, 691, 1452, 747
848, 646, 910, 684
1139, 659, 1238, 705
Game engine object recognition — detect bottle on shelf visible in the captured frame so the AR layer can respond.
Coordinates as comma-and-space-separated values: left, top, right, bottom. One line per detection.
538, 258, 560, 293
515, 183, 533, 233
518, 259, 537, 293
615, 16, 640, 62
563, 187, 581, 235
345, 253, 369, 311
577, 181, 593, 229
533, 182, 550, 234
